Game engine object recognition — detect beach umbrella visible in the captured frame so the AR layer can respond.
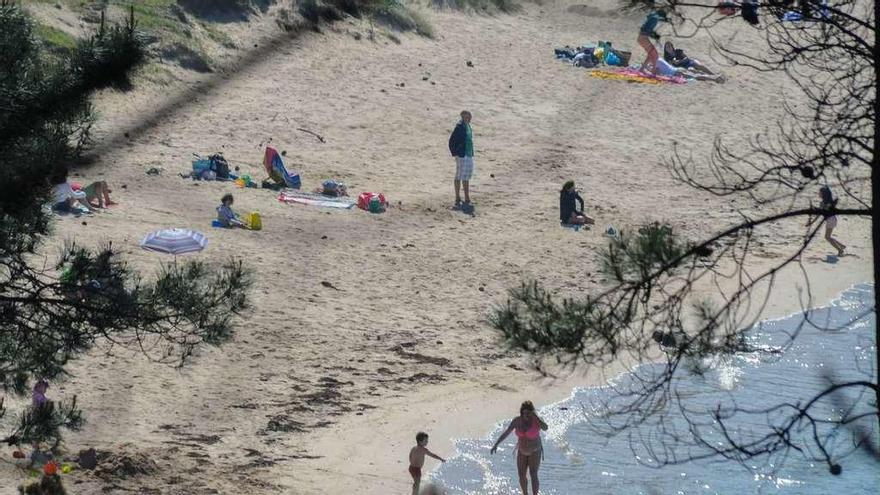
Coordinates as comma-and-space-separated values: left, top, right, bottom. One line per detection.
140, 228, 207, 255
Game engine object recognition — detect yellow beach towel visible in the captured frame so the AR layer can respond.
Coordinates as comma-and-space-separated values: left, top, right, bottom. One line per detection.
588, 69, 663, 85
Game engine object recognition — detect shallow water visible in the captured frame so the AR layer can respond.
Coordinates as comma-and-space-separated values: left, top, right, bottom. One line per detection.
433, 284, 878, 494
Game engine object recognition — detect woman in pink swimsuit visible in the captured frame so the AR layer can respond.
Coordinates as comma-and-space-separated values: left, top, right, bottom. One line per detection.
490, 400, 549, 495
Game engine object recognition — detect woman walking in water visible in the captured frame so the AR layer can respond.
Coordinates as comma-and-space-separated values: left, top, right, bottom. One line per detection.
490, 401, 548, 495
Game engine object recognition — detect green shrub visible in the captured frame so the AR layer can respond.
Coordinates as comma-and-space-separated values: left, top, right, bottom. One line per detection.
432, 0, 519, 13
34, 23, 77, 53
298, 0, 343, 24
373, 2, 433, 38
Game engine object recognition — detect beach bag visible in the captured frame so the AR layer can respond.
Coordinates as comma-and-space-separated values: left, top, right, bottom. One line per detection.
357, 192, 387, 212
741, 0, 759, 24
244, 211, 262, 230
322, 179, 340, 195
209, 153, 230, 179
192, 158, 212, 175
605, 51, 622, 66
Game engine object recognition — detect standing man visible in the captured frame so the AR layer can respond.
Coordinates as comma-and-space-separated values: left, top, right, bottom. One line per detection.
448, 110, 474, 207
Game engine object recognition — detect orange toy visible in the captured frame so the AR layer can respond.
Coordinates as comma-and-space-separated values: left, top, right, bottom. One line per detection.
43, 461, 58, 475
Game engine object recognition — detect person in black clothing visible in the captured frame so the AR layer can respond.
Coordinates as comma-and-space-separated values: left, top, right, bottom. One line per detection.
817, 185, 846, 256
559, 180, 594, 226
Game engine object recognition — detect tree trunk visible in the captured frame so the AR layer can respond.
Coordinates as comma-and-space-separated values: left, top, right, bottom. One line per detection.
873, 0, 879, 434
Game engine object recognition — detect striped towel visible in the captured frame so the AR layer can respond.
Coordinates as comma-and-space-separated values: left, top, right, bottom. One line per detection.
278, 190, 356, 209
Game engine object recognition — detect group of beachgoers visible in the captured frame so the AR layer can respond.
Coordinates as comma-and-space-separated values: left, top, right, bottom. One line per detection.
42, 10, 848, 494
50, 169, 117, 215
636, 8, 726, 82
431, 43, 846, 495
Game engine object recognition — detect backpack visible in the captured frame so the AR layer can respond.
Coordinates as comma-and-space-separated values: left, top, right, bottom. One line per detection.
741, 0, 759, 25
209, 153, 230, 179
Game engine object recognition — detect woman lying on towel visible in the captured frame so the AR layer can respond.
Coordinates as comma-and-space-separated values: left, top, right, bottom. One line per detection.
654, 58, 726, 83
663, 41, 719, 77
559, 180, 595, 226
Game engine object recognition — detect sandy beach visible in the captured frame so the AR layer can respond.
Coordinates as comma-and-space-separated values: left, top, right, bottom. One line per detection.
3, 1, 873, 493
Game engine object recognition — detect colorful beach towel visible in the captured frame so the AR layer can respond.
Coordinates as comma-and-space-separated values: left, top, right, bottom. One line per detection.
278, 190, 356, 209
589, 67, 688, 85
263, 147, 301, 189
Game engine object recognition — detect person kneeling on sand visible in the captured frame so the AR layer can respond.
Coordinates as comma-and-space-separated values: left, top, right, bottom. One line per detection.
409, 432, 446, 495
74, 180, 117, 208
560, 181, 595, 226
217, 193, 247, 228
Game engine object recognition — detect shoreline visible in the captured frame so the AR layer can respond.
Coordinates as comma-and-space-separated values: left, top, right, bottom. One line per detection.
291, 260, 873, 494
6, 1, 874, 493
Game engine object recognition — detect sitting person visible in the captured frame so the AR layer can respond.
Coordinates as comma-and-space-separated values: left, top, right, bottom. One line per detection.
663, 41, 718, 76
559, 180, 595, 226
73, 181, 116, 208
217, 193, 246, 228
51, 171, 95, 214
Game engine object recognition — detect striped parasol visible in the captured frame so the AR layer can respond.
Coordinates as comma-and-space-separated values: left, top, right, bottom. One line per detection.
140, 228, 207, 255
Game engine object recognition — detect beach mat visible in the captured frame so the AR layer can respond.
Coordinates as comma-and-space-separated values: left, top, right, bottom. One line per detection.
278, 190, 356, 209
589, 68, 688, 84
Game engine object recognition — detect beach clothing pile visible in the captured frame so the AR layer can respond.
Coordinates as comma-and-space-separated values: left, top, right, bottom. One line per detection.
554, 41, 631, 69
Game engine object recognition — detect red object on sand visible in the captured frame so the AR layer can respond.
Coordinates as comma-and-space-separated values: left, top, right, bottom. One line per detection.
43, 461, 58, 475
718, 1, 737, 15
357, 192, 387, 211
12, 450, 25, 459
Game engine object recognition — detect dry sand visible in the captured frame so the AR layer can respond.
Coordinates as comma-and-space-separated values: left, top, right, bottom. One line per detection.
2, 1, 873, 493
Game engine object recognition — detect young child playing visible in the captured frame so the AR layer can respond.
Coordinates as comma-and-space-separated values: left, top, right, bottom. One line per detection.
217, 193, 247, 228
409, 432, 445, 495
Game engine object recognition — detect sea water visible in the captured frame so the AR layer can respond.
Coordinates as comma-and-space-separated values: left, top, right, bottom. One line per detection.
432, 284, 878, 494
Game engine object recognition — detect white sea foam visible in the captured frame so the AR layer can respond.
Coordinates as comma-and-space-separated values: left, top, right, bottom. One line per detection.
433, 284, 878, 494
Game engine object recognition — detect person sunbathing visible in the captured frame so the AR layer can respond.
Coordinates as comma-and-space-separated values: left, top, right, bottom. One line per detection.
663, 41, 718, 76
655, 58, 726, 83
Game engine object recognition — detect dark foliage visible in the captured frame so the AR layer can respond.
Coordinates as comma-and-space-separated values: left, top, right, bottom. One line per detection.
177, 0, 274, 20
0, 2, 251, 448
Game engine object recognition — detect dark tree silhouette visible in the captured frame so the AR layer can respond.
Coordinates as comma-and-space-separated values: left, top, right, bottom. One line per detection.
492, 0, 877, 477
0, 1, 251, 451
